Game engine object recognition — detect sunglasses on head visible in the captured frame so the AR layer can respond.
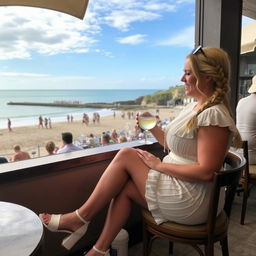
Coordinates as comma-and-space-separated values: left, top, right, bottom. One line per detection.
192, 45, 207, 57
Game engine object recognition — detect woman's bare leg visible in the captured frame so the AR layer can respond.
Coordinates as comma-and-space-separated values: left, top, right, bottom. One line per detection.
41, 147, 149, 232
79, 147, 149, 219
86, 180, 148, 256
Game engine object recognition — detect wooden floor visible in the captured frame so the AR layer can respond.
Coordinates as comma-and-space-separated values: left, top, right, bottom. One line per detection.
128, 187, 256, 256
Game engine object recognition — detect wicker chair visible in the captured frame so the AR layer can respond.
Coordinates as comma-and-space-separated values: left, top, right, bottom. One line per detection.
142, 151, 245, 256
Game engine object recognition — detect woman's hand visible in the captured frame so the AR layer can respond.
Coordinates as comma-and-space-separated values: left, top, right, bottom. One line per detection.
135, 112, 159, 130
136, 112, 153, 127
136, 148, 161, 170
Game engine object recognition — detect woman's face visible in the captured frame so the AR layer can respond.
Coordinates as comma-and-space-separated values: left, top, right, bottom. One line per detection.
180, 58, 200, 98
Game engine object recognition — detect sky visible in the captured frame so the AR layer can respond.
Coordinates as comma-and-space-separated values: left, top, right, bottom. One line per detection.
0, 0, 254, 90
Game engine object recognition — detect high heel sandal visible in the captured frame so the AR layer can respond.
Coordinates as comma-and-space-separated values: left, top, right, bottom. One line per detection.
39, 209, 90, 250
39, 213, 72, 234
84, 246, 110, 256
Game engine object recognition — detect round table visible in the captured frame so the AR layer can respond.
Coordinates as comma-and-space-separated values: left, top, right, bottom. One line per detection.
0, 201, 44, 256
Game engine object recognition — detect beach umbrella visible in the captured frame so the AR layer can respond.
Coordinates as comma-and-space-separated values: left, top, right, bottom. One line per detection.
0, 0, 89, 19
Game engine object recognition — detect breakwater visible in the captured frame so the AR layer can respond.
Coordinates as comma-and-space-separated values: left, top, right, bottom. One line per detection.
7, 101, 142, 109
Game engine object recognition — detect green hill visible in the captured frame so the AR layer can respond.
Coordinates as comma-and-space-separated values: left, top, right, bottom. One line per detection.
114, 85, 185, 106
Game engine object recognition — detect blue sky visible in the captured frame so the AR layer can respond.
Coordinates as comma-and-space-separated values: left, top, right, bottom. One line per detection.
0, 0, 254, 90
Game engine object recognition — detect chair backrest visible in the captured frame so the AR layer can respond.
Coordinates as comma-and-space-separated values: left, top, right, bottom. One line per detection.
207, 151, 246, 236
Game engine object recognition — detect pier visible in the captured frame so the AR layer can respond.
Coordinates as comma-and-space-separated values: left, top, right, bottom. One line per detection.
7, 101, 142, 109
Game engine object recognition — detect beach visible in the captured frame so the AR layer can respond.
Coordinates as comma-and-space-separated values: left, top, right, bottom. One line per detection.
0, 107, 181, 159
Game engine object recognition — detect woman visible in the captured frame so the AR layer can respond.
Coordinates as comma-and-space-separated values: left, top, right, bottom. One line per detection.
39, 46, 241, 256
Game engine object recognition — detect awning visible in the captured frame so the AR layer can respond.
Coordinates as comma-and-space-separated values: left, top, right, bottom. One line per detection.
241, 21, 256, 54
0, 0, 89, 19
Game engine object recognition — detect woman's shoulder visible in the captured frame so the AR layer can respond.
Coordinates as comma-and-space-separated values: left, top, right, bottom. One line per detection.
197, 103, 234, 127
200, 103, 228, 114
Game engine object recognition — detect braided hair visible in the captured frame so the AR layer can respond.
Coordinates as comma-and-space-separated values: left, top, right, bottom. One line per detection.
184, 47, 241, 148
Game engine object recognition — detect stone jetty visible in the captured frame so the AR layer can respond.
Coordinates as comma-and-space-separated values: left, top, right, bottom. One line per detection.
7, 101, 142, 109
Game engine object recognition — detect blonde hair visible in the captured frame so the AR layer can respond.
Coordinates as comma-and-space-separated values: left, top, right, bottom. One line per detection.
45, 141, 55, 154
14, 145, 21, 151
185, 47, 241, 147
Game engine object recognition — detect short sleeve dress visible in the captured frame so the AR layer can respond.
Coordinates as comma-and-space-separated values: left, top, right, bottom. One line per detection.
145, 102, 237, 225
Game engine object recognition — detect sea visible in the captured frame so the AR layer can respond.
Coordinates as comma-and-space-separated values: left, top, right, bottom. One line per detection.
0, 89, 158, 129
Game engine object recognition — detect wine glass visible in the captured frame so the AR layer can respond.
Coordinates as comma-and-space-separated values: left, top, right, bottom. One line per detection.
138, 115, 157, 144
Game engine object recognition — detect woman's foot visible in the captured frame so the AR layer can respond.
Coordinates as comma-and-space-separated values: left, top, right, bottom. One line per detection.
40, 210, 86, 233
40, 210, 90, 250
84, 246, 110, 256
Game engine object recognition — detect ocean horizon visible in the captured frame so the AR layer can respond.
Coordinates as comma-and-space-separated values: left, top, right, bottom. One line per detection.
0, 89, 158, 129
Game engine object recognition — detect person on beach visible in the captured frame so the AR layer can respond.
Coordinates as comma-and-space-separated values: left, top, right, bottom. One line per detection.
39, 115, 44, 128
100, 132, 112, 146
57, 132, 83, 154
110, 129, 119, 143
96, 113, 100, 123
87, 133, 97, 148
48, 117, 52, 129
10, 145, 31, 162
39, 46, 241, 256
83, 113, 89, 125
118, 135, 128, 143
44, 117, 48, 129
45, 141, 57, 155
7, 118, 12, 132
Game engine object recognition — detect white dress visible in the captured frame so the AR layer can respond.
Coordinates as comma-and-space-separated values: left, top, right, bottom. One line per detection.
145, 102, 237, 225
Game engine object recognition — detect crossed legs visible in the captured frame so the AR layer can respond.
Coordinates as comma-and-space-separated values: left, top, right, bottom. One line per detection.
40, 147, 150, 255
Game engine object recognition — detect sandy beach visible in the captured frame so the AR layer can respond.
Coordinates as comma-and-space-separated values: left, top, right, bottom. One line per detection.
0, 107, 181, 159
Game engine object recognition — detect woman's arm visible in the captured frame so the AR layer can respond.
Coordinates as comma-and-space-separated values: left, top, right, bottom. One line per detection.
136, 112, 167, 148
136, 125, 229, 182
149, 125, 166, 147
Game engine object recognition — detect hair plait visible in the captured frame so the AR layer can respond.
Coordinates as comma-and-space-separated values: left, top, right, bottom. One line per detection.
184, 47, 241, 148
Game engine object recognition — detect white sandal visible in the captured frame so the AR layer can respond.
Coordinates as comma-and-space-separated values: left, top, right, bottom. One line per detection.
39, 213, 72, 234
91, 246, 110, 256
61, 209, 90, 250
39, 210, 90, 250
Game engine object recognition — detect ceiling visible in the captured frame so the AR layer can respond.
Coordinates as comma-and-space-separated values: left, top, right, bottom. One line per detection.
243, 0, 256, 19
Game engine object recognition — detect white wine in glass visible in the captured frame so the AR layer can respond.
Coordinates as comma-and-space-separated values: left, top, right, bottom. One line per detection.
138, 116, 157, 144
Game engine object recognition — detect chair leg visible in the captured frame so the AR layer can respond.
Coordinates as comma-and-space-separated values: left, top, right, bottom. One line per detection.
142, 223, 150, 256
168, 241, 173, 255
220, 237, 229, 256
240, 182, 249, 225
205, 242, 214, 256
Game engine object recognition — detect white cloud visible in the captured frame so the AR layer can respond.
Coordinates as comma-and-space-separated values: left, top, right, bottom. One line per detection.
117, 34, 147, 45
91, 0, 177, 31
0, 7, 99, 60
156, 25, 194, 48
0, 72, 49, 77
0, 1, 193, 60
102, 10, 161, 32
144, 2, 176, 11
